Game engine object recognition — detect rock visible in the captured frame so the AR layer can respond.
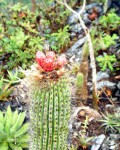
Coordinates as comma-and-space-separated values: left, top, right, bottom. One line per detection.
67, 3, 100, 25
97, 71, 110, 81
70, 32, 76, 38
91, 134, 106, 150
115, 90, 120, 98
117, 81, 120, 89
97, 81, 116, 90
73, 122, 81, 130
101, 134, 120, 150
11, 80, 29, 104
110, 0, 120, 15
70, 23, 83, 33
78, 34, 85, 39
65, 36, 86, 58
83, 13, 91, 24
87, 6, 103, 15
75, 49, 83, 62
116, 49, 120, 59
70, 106, 102, 124
85, 3, 99, 11
67, 9, 81, 25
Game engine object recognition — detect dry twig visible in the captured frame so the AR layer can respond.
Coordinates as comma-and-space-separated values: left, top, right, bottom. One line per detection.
56, 0, 98, 109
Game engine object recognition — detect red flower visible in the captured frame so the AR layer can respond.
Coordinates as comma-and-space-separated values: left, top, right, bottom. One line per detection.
36, 51, 46, 65
46, 51, 56, 60
55, 54, 67, 68
40, 58, 55, 72
36, 51, 67, 72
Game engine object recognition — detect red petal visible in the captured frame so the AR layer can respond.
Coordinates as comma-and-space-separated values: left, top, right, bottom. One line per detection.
46, 51, 56, 60
40, 58, 54, 72
55, 54, 67, 68
36, 51, 46, 65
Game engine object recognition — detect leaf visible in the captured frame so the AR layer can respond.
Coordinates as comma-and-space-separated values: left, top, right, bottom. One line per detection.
14, 123, 29, 138
0, 142, 8, 150
11, 110, 19, 126
16, 134, 29, 143
0, 131, 8, 142
9, 143, 22, 150
0, 110, 4, 123
10, 111, 26, 134
16, 142, 28, 148
4, 106, 13, 133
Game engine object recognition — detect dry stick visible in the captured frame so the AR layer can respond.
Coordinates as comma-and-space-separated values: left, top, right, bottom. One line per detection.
56, 0, 98, 109
101, 88, 114, 106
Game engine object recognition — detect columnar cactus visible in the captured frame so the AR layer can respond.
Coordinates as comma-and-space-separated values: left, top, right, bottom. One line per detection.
29, 51, 71, 150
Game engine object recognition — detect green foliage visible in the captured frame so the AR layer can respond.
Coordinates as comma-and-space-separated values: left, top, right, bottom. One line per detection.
81, 116, 89, 134
0, 3, 44, 70
0, 78, 13, 101
73, 116, 93, 149
101, 34, 118, 49
0, 106, 29, 150
3, 69, 20, 85
96, 53, 117, 71
10, 2, 27, 12
78, 135, 93, 149
100, 112, 120, 133
38, 1, 70, 31
29, 78, 70, 150
99, 10, 120, 30
0, 2, 71, 72
70, 145, 78, 150
49, 25, 70, 51
91, 27, 118, 51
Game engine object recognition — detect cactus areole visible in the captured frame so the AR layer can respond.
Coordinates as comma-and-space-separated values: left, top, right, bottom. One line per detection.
36, 51, 67, 72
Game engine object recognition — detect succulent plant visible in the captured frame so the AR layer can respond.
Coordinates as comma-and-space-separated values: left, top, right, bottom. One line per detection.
3, 69, 20, 85
0, 78, 13, 101
100, 112, 120, 133
0, 106, 29, 150
29, 51, 70, 150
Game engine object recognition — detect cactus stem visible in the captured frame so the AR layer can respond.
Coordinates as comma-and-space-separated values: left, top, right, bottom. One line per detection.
61, 83, 66, 149
36, 92, 40, 150
51, 85, 55, 150
57, 84, 60, 150
40, 91, 46, 150
46, 91, 50, 150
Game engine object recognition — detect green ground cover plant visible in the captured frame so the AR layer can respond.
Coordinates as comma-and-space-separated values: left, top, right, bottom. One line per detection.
100, 112, 120, 133
96, 53, 117, 71
99, 10, 120, 31
0, 2, 44, 70
48, 25, 70, 51
0, 1, 72, 73
91, 28, 118, 52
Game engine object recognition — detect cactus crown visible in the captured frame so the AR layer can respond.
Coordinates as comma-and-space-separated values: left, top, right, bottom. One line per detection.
36, 51, 67, 72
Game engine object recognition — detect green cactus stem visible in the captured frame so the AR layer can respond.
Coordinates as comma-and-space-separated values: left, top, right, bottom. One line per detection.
29, 78, 70, 150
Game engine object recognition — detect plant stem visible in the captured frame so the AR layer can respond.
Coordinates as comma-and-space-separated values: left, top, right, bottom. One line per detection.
56, 0, 98, 109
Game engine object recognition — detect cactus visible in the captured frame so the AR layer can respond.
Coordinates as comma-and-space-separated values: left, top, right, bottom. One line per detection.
29, 51, 70, 150
29, 77, 70, 150
76, 42, 89, 102
76, 72, 84, 88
